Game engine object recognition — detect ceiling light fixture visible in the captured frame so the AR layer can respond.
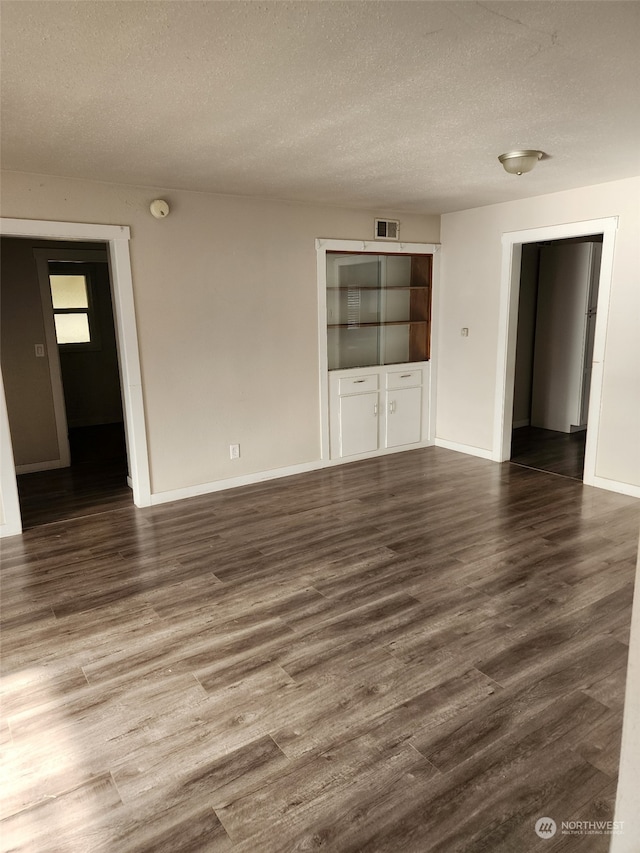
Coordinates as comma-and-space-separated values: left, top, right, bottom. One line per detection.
498, 150, 544, 176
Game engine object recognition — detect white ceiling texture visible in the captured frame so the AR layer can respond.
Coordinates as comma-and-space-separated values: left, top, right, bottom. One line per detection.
1, 1, 639, 214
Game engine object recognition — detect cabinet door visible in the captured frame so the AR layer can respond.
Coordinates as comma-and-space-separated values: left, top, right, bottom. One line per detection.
339, 392, 379, 457
385, 386, 422, 448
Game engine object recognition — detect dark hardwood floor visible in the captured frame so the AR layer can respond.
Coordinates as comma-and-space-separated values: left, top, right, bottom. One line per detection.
1, 447, 638, 852
511, 426, 586, 481
16, 423, 131, 529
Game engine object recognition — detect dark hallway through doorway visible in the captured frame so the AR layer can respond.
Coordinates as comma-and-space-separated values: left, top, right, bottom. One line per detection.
16, 421, 130, 529
510, 425, 586, 481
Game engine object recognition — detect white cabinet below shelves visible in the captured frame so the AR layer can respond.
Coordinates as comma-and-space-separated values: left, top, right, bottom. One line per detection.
329, 364, 430, 460
339, 391, 379, 457
385, 385, 422, 448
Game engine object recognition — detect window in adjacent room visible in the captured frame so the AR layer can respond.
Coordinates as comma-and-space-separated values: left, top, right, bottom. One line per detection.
49, 272, 97, 347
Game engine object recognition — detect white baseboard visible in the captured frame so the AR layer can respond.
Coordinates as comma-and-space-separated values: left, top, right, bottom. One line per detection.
584, 474, 640, 500
15, 458, 66, 475
512, 419, 530, 429
434, 438, 494, 460
0, 518, 23, 538
150, 458, 329, 505
150, 441, 436, 506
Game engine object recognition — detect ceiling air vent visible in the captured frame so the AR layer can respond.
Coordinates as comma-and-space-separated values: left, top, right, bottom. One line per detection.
375, 219, 400, 240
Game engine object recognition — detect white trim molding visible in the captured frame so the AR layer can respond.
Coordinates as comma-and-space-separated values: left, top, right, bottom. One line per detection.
494, 217, 619, 489
611, 533, 640, 853
0, 217, 151, 537
107, 236, 151, 504
588, 476, 640, 501
0, 369, 22, 537
150, 459, 329, 505
435, 437, 494, 461
0, 218, 130, 242
15, 459, 68, 475
315, 239, 441, 254
150, 443, 441, 506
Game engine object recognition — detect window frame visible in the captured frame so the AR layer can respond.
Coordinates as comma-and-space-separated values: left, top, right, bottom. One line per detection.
48, 263, 102, 351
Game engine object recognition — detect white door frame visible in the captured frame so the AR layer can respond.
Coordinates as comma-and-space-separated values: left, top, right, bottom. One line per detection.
0, 218, 151, 537
493, 216, 618, 489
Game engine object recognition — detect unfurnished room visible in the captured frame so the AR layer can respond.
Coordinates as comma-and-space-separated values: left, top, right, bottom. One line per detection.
1, 2, 639, 851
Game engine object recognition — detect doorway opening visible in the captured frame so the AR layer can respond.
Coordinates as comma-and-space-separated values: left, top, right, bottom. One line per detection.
510, 236, 602, 481
0, 218, 150, 538
492, 216, 617, 492
5, 244, 131, 528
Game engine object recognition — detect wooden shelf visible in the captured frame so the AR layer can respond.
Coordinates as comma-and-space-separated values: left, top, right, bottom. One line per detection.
328, 321, 427, 329
326, 286, 427, 291
326, 251, 432, 367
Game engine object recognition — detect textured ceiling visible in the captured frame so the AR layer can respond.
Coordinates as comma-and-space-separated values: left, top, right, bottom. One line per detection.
1, 1, 639, 214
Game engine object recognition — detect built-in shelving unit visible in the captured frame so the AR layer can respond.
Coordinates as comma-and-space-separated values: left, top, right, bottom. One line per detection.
326, 252, 432, 370
317, 238, 438, 464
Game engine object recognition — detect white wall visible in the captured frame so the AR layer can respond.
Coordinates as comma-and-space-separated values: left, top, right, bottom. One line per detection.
437, 177, 640, 490
0, 171, 439, 497
612, 533, 640, 851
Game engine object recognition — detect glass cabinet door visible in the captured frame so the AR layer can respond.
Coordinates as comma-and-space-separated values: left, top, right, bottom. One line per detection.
326, 252, 431, 370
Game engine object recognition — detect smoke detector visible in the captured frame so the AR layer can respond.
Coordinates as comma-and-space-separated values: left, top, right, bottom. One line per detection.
150, 199, 170, 218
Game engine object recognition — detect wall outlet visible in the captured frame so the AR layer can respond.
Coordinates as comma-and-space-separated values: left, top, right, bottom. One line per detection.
229, 444, 240, 459
35, 343, 45, 357
461, 327, 469, 337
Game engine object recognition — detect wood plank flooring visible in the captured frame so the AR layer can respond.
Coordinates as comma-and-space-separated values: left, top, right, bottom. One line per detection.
16, 423, 131, 530
1, 447, 639, 852
511, 426, 586, 481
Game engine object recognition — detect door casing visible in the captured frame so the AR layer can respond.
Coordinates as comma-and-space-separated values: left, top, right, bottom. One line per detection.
493, 217, 618, 491
0, 218, 151, 537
